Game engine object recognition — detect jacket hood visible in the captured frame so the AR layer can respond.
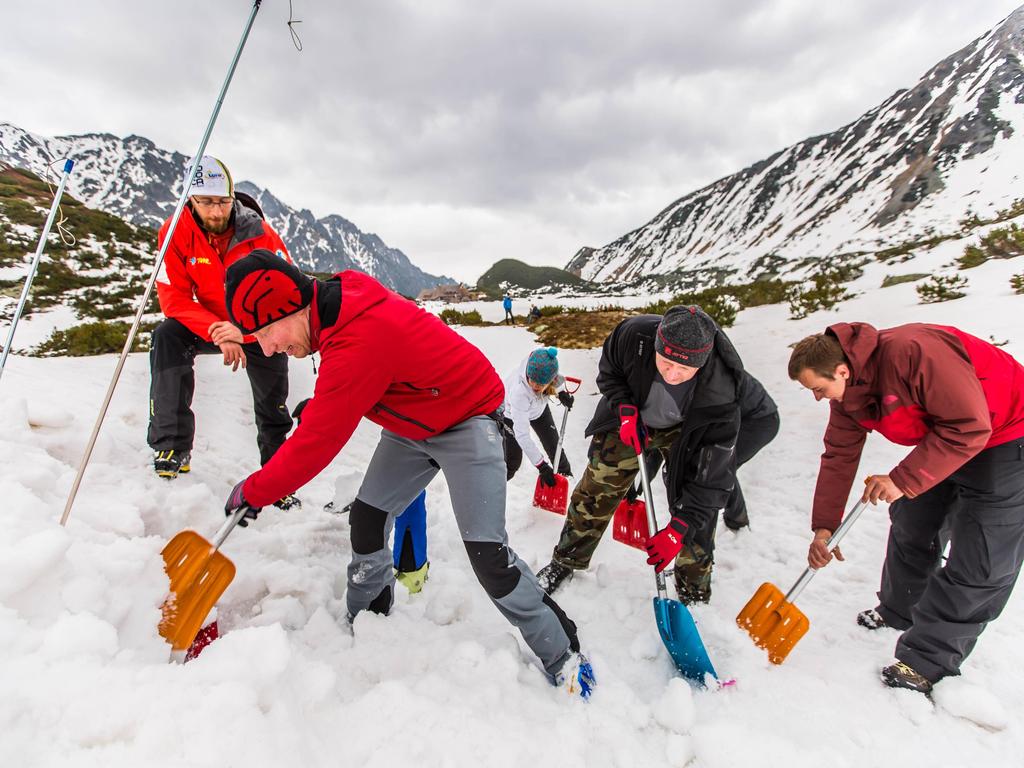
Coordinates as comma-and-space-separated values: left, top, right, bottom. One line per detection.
827, 322, 880, 384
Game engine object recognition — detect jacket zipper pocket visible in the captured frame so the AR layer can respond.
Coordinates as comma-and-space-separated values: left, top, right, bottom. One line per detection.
374, 402, 437, 433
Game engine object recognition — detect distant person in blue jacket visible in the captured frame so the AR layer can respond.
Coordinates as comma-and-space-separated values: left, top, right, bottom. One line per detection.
503, 294, 515, 325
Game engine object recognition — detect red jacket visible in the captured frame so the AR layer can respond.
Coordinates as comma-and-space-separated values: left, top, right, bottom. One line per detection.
811, 322, 1024, 531
242, 271, 505, 506
156, 202, 290, 342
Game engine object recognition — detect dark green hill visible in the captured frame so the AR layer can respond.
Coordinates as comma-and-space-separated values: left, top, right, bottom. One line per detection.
476, 258, 589, 297
0, 164, 157, 355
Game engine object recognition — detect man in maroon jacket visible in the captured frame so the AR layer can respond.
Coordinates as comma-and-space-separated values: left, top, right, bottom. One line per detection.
789, 322, 1024, 694
148, 156, 295, 511
218, 249, 595, 698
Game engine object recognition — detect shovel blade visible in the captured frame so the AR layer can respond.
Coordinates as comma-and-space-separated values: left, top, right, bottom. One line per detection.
533, 474, 569, 514
654, 596, 718, 685
159, 530, 236, 652
612, 498, 649, 550
735, 581, 810, 665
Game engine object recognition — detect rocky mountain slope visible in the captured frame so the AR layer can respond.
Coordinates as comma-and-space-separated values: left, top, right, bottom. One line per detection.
0, 124, 452, 296
568, 6, 1024, 286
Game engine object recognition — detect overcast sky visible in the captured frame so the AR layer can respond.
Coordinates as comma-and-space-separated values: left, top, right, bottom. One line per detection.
2, 1, 1021, 282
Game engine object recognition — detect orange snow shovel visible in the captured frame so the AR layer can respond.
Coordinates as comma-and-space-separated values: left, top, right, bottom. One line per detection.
158, 507, 248, 653
533, 376, 582, 515
737, 499, 867, 664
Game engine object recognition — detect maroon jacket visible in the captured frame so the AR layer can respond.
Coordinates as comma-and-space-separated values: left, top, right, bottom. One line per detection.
242, 271, 505, 507
811, 322, 1024, 531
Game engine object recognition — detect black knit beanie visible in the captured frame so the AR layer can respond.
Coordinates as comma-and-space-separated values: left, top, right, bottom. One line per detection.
655, 305, 716, 367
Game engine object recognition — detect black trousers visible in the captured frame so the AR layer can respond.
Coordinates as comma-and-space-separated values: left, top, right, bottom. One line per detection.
631, 411, 780, 526
502, 406, 572, 479
875, 439, 1024, 682
724, 411, 780, 526
146, 318, 292, 465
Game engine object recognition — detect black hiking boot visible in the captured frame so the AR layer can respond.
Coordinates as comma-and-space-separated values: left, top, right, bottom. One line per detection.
857, 608, 888, 630
154, 450, 191, 479
536, 561, 574, 595
881, 662, 933, 695
723, 508, 749, 531
273, 494, 302, 510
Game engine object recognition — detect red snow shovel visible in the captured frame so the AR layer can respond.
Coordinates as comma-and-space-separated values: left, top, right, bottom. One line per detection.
158, 507, 248, 653
737, 499, 868, 664
533, 376, 582, 515
612, 483, 648, 550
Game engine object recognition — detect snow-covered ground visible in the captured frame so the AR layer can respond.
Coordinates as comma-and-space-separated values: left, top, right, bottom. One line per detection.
1, 254, 1022, 767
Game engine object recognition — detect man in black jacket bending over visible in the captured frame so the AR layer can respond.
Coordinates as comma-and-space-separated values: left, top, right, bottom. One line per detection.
536, 306, 775, 604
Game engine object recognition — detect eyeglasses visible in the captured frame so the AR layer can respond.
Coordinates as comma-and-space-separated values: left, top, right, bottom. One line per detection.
191, 196, 234, 208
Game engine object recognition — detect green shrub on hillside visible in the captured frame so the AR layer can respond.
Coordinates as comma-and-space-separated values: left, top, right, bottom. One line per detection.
539, 305, 565, 317
957, 224, 1024, 270
439, 308, 483, 326
1010, 273, 1024, 295
916, 274, 967, 304
787, 269, 851, 320
34, 320, 154, 357
641, 279, 793, 327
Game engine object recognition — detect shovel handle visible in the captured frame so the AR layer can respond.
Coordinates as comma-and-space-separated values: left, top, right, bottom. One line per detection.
636, 447, 668, 601
784, 499, 868, 603
552, 377, 581, 473
210, 506, 251, 551
563, 375, 582, 394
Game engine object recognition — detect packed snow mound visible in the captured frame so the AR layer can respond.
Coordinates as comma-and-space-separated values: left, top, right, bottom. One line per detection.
1, 253, 1023, 766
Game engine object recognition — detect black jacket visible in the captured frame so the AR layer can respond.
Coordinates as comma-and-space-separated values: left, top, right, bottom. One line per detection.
587, 314, 748, 528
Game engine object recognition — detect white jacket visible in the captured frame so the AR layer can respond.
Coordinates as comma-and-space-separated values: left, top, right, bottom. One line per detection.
502, 356, 563, 467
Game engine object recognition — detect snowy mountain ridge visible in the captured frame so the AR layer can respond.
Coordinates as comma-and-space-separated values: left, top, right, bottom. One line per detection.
568, 6, 1024, 285
0, 123, 454, 297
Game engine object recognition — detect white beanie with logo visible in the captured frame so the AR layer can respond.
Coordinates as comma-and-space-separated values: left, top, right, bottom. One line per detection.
184, 155, 233, 198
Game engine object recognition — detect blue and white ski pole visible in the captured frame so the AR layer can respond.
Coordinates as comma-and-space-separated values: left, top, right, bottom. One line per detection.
0, 158, 74, 386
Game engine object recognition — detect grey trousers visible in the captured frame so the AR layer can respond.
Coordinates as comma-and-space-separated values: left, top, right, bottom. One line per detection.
350, 415, 579, 676
875, 439, 1024, 682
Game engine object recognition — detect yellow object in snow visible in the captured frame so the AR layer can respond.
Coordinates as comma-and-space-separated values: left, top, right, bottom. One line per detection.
396, 562, 430, 594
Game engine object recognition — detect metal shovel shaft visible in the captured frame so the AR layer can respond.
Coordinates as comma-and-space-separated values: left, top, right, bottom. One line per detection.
0, 159, 74, 385
551, 376, 581, 473
636, 446, 667, 600
60, 0, 263, 526
783, 499, 868, 603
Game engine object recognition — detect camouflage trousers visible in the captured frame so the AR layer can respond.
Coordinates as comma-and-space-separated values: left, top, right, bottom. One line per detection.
551, 427, 716, 604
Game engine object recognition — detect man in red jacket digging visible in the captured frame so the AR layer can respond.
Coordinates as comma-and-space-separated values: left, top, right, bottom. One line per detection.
147, 156, 298, 509
789, 322, 1024, 695
219, 249, 595, 698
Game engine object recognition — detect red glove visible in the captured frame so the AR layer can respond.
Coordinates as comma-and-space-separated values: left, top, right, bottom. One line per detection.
618, 404, 646, 453
645, 517, 688, 573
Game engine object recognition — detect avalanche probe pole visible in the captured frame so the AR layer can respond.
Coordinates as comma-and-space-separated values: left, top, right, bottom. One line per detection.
60, 0, 263, 526
0, 159, 75, 385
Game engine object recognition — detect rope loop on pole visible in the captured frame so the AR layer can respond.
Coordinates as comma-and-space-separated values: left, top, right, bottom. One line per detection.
287, 0, 303, 52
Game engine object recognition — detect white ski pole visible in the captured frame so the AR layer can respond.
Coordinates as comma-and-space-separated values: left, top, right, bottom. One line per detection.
0, 159, 74, 385
60, 0, 264, 526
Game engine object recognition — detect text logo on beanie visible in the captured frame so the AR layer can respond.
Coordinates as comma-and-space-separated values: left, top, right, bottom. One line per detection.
526, 347, 559, 385
185, 155, 233, 198
655, 305, 716, 367
225, 249, 314, 334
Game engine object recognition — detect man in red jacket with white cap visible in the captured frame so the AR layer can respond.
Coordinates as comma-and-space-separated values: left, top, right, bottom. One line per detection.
219, 249, 595, 698
147, 156, 297, 511
789, 322, 1024, 694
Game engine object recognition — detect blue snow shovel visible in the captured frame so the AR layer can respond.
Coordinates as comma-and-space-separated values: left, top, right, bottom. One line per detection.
637, 448, 719, 685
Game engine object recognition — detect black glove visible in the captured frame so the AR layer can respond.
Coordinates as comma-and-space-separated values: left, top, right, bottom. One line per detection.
557, 390, 574, 410
536, 461, 557, 487
292, 397, 311, 425
557, 457, 573, 478
225, 479, 261, 528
